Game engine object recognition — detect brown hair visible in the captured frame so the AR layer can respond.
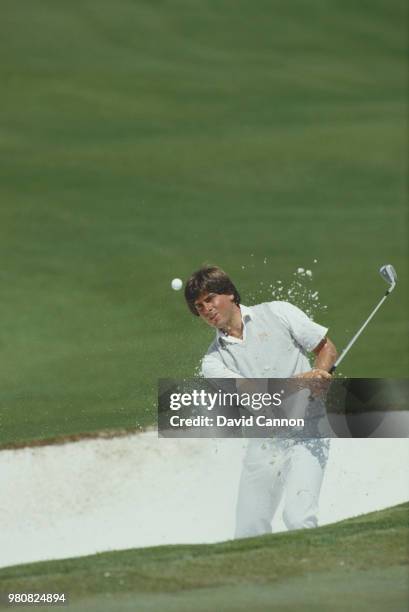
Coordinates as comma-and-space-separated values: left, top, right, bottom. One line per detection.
184, 266, 241, 316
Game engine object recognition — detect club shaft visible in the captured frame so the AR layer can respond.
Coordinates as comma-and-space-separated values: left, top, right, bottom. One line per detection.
330, 292, 389, 373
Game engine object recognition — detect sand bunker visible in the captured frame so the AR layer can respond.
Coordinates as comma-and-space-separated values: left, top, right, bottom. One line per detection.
1, 433, 408, 569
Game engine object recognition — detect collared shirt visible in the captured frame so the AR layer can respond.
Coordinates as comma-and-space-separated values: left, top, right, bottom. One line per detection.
201, 301, 328, 378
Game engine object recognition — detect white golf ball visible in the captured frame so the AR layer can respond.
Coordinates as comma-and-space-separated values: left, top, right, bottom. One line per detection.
171, 278, 183, 291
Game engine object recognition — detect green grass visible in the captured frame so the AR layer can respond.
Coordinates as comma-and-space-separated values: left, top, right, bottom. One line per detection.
0, 503, 408, 611
0, 0, 407, 446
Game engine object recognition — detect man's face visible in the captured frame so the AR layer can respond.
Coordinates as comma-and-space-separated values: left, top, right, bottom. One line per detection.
194, 292, 236, 329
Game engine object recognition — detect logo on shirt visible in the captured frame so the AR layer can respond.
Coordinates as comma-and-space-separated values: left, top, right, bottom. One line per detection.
257, 332, 269, 342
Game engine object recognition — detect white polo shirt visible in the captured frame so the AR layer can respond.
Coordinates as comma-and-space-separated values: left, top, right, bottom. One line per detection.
201, 301, 328, 378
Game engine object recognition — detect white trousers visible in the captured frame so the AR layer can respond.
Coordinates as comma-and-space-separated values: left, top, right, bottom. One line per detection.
235, 438, 328, 538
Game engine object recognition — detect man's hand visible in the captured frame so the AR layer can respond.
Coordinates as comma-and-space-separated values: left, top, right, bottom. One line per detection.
294, 368, 332, 380
293, 337, 337, 394
294, 368, 332, 397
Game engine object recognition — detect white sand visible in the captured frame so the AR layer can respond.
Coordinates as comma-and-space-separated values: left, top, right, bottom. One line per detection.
1, 433, 408, 569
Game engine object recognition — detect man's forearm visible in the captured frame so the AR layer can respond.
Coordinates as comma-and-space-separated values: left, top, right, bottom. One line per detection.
314, 338, 338, 372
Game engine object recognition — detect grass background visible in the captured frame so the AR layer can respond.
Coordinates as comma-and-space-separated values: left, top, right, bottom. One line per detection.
0, 503, 408, 611
0, 0, 407, 446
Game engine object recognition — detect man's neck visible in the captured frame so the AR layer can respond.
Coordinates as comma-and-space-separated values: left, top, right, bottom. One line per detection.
221, 305, 243, 339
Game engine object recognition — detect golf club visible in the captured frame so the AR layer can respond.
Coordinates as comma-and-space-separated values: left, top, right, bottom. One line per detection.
329, 264, 397, 374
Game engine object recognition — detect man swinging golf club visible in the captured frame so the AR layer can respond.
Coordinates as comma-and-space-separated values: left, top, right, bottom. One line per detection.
184, 265, 337, 537
184, 263, 397, 536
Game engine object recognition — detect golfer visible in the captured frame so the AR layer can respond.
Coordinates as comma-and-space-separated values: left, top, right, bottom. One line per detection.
184, 265, 337, 537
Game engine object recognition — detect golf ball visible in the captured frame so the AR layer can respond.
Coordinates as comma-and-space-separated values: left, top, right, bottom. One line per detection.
171, 278, 183, 291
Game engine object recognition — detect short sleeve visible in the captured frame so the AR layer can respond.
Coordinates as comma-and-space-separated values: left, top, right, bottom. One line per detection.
268, 301, 328, 352
201, 353, 244, 378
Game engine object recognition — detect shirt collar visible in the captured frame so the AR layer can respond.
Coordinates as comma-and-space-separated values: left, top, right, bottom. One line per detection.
217, 304, 252, 345
239, 304, 252, 321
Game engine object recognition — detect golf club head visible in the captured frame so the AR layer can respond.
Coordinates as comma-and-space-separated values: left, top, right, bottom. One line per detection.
379, 264, 397, 293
